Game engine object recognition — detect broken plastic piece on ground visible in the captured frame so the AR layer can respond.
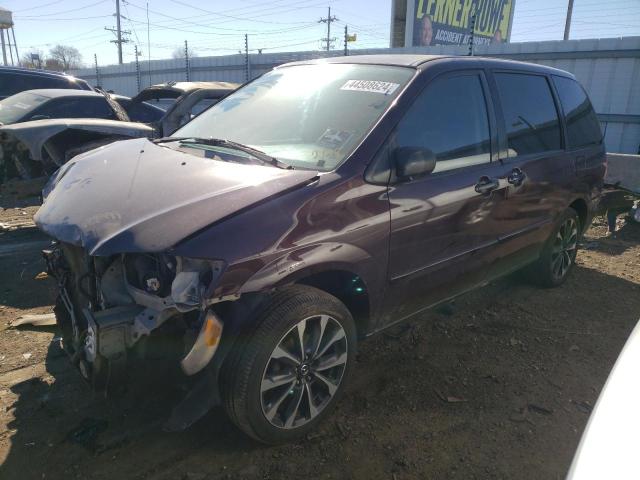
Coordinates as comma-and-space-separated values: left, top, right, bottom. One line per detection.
528, 403, 553, 415
66, 418, 109, 451
10, 313, 56, 328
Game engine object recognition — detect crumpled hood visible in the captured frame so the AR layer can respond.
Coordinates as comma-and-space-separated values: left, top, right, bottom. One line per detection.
35, 138, 318, 255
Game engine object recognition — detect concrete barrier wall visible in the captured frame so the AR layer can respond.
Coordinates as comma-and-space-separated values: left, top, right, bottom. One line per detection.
71, 36, 640, 154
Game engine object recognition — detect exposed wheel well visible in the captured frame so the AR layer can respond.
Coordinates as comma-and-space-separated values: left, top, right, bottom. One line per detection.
295, 270, 370, 338
569, 198, 588, 232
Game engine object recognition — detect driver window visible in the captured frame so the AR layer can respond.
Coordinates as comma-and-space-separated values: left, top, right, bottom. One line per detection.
394, 73, 491, 174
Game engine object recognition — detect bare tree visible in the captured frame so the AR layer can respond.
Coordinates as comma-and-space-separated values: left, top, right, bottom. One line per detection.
171, 45, 197, 59
44, 58, 64, 72
48, 45, 83, 71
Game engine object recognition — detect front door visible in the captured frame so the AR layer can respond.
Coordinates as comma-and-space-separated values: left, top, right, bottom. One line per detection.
380, 70, 507, 326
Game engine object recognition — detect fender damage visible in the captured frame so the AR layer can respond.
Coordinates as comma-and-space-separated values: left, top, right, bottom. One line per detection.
37, 137, 319, 429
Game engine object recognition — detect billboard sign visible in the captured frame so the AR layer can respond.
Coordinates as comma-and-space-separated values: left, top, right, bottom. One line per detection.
412, 0, 514, 47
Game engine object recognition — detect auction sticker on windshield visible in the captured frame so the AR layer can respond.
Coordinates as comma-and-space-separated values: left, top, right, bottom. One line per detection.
340, 80, 400, 95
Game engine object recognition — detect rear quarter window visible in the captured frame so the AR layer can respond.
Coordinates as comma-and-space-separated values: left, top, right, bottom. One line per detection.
119, 100, 164, 123
35, 97, 117, 120
552, 75, 602, 149
494, 72, 562, 156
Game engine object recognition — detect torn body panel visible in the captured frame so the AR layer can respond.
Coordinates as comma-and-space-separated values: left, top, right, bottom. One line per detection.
0, 119, 153, 163
0, 119, 154, 181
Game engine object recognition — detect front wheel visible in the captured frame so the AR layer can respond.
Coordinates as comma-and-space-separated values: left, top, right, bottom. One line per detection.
221, 285, 356, 444
527, 207, 580, 287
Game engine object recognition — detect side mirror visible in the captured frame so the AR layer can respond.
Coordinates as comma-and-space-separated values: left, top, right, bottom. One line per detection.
394, 146, 436, 180
30, 115, 50, 121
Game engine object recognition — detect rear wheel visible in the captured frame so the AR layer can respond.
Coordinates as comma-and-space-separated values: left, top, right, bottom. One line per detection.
527, 208, 580, 287
221, 285, 356, 444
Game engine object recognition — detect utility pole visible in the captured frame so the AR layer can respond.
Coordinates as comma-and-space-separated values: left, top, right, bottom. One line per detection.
244, 34, 250, 82
563, 0, 574, 41
319, 7, 338, 52
135, 45, 141, 92
147, 1, 151, 86
105, 0, 130, 64
184, 40, 190, 81
344, 25, 348, 56
116, 0, 123, 63
94, 53, 100, 88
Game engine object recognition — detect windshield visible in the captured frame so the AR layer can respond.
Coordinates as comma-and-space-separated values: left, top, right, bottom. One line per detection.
172, 64, 414, 171
0, 91, 49, 124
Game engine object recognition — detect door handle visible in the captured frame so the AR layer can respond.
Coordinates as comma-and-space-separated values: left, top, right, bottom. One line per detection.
507, 167, 526, 186
475, 176, 499, 194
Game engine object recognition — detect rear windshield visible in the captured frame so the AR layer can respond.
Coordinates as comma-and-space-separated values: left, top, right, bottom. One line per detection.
0, 91, 49, 124
173, 64, 414, 171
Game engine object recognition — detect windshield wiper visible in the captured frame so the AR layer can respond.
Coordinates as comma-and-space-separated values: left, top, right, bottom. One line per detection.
154, 136, 293, 169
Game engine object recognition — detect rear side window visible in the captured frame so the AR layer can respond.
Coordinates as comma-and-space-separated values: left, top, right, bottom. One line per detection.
36, 97, 116, 119
552, 75, 602, 149
0, 72, 80, 98
495, 73, 562, 156
394, 73, 491, 173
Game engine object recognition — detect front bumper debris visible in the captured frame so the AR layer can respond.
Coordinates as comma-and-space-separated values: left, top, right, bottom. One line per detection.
42, 242, 228, 395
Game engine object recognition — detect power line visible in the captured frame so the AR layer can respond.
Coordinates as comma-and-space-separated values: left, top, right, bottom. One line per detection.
168, 0, 336, 26
123, 14, 318, 37
123, 0, 318, 34
16, 0, 109, 17
15, 15, 112, 21
169, 0, 325, 25
13, 0, 64, 13
121, 0, 305, 27
122, 1, 142, 46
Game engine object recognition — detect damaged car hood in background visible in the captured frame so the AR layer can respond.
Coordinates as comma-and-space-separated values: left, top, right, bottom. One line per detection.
0, 118, 154, 162
35, 138, 319, 256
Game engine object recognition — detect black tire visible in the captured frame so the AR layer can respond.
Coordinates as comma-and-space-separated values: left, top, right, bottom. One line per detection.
221, 285, 357, 444
527, 207, 580, 288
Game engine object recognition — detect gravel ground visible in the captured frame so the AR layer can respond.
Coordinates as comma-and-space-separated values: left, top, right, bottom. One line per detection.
1, 197, 639, 480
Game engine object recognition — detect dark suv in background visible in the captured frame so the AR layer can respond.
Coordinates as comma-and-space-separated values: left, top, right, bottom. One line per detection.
36, 55, 605, 444
0, 66, 92, 100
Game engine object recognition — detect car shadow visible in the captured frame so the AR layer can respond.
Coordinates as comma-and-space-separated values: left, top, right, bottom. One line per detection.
582, 219, 640, 256
0, 194, 41, 210
1, 264, 640, 479
0, 328, 260, 480
0, 239, 55, 310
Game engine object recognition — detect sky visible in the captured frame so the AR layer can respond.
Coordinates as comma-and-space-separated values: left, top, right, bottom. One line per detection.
1, 0, 639, 67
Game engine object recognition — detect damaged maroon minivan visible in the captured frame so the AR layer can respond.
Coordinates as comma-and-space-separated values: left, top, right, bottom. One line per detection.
35, 55, 605, 443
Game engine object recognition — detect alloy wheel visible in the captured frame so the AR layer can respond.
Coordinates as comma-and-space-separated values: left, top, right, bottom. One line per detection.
260, 314, 348, 429
551, 217, 578, 280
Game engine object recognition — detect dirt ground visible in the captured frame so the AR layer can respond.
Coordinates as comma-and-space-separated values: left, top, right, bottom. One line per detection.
1, 196, 639, 480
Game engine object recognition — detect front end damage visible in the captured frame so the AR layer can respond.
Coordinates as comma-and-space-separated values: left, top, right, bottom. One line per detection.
43, 242, 229, 428
33, 138, 321, 429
